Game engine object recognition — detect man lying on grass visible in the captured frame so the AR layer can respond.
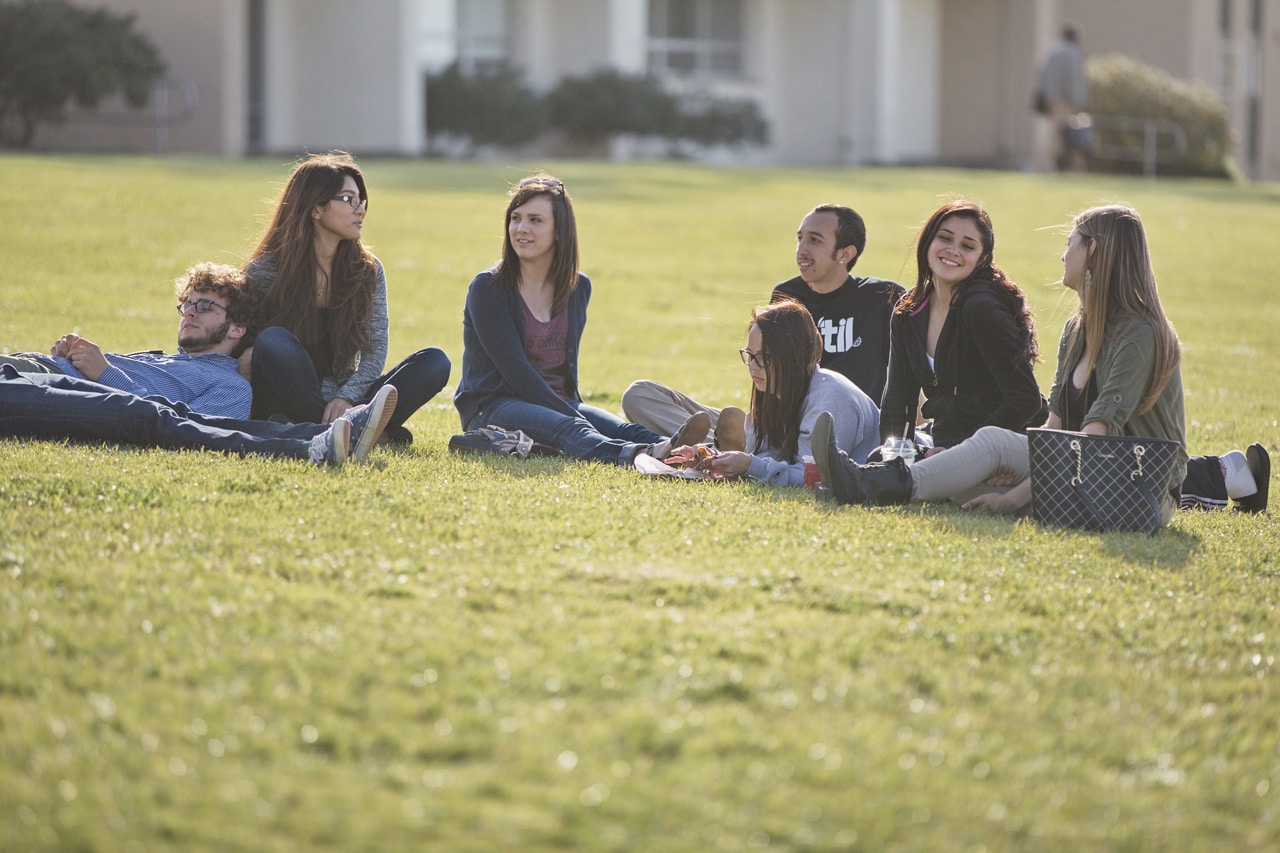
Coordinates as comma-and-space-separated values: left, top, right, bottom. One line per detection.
0, 370, 397, 467
0, 262, 256, 418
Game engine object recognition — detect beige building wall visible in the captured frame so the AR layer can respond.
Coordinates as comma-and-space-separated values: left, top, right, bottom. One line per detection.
937, 0, 1046, 169
34, 0, 247, 155
258, 0, 424, 155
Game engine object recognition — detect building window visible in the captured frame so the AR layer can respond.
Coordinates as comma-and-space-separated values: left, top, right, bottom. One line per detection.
647, 0, 744, 79
457, 0, 510, 74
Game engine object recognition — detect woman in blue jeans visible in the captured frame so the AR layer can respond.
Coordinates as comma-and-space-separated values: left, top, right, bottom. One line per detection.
243, 151, 449, 442
454, 175, 706, 464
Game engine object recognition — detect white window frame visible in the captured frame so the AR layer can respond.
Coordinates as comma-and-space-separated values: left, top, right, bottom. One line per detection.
647, 0, 745, 80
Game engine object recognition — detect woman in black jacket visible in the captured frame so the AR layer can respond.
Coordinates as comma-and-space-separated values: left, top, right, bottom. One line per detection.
879, 199, 1048, 450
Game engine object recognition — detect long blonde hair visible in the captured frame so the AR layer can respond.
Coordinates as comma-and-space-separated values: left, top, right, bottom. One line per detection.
1071, 205, 1180, 415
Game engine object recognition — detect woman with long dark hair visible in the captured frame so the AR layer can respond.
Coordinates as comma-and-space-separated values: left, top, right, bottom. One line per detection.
244, 151, 449, 441
879, 199, 1048, 450
665, 300, 879, 483
454, 174, 707, 464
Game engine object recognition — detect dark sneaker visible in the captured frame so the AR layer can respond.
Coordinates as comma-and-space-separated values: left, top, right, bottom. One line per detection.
343, 385, 397, 463
449, 425, 544, 457
1236, 444, 1270, 514
308, 418, 351, 466
812, 411, 849, 500
381, 425, 413, 446
450, 426, 533, 457
715, 406, 747, 452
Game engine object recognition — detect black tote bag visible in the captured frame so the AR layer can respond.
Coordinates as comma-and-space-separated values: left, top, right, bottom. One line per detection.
1027, 428, 1182, 534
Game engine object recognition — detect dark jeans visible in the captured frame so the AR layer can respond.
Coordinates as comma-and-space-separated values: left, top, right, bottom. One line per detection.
250, 326, 450, 426
471, 397, 664, 465
0, 369, 325, 459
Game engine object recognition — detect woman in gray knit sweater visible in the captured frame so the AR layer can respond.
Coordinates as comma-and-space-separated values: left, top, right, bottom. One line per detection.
242, 151, 449, 442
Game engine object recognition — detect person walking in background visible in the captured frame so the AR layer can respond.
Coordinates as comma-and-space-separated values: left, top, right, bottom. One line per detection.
622, 204, 902, 446
454, 174, 709, 466
0, 262, 256, 418
1034, 24, 1090, 172
242, 151, 450, 443
661, 300, 880, 485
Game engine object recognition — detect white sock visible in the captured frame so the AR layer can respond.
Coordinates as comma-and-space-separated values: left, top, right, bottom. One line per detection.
1221, 450, 1257, 499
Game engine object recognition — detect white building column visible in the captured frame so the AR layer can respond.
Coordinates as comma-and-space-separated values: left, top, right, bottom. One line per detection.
869, 0, 939, 165
515, 0, 558, 89
396, 0, 426, 155
608, 0, 647, 73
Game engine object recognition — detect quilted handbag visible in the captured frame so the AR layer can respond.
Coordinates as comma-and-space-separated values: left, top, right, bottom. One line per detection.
1027, 428, 1182, 534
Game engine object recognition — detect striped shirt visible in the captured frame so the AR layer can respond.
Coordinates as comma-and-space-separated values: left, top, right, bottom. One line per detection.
36, 351, 251, 418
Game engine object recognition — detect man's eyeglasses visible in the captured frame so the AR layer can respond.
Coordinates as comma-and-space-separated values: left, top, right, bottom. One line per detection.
177, 298, 228, 315
739, 348, 769, 369
330, 193, 368, 211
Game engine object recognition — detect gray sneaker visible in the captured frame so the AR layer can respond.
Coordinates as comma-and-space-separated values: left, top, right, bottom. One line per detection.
648, 410, 713, 460
308, 418, 351, 466
343, 385, 398, 463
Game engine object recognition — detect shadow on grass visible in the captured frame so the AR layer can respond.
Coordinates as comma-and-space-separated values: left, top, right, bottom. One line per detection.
798, 488, 1203, 568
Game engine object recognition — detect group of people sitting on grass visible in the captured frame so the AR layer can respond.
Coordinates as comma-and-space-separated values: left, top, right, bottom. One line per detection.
1, 151, 1268, 529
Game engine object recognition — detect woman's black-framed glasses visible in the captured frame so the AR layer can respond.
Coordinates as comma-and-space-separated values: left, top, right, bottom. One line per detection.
177, 298, 228, 315
739, 348, 768, 369
330, 193, 368, 211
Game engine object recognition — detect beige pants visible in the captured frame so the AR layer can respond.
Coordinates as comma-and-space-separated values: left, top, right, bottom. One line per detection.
621, 380, 719, 442
911, 426, 1031, 504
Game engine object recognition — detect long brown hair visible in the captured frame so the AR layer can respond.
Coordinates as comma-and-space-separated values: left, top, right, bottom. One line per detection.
247, 151, 377, 378
490, 174, 580, 317
896, 199, 1040, 363
1070, 205, 1180, 415
748, 300, 822, 463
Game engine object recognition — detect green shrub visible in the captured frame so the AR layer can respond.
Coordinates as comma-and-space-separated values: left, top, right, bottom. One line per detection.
675, 93, 769, 147
1086, 54, 1233, 178
424, 65, 770, 156
546, 69, 678, 145
424, 62, 547, 155
0, 0, 166, 148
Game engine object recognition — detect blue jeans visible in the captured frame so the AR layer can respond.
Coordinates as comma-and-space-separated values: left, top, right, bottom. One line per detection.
251, 326, 450, 426
0, 369, 325, 459
473, 397, 664, 465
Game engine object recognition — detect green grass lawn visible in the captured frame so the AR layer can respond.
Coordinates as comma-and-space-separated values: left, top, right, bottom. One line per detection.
3, 155, 1278, 851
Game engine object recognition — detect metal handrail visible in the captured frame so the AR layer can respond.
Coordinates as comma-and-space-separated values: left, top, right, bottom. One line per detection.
1087, 114, 1187, 178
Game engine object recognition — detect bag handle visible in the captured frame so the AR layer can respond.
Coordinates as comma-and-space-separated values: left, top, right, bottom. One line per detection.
1068, 439, 1163, 531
